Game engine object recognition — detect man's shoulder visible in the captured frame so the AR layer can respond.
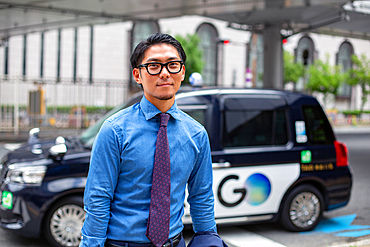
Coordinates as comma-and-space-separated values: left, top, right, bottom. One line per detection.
177, 109, 207, 135
106, 103, 139, 125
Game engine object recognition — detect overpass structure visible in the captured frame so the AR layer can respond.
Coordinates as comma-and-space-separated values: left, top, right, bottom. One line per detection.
0, 0, 370, 89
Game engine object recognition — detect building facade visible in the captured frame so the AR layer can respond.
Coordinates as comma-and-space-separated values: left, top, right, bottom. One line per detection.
0, 15, 369, 131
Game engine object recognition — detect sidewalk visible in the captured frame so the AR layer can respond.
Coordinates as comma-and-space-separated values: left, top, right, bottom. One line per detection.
333, 125, 370, 134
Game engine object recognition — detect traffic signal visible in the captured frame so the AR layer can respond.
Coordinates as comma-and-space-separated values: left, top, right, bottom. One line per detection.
222, 39, 230, 45
218, 39, 230, 45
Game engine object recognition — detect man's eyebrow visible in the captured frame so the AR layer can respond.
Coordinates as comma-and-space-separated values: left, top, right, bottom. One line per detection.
145, 57, 181, 62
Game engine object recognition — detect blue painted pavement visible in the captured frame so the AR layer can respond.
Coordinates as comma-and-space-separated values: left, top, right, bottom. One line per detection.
301, 214, 370, 238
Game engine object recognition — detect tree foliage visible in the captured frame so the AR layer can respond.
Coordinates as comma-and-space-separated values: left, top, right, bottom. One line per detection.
175, 33, 204, 84
306, 55, 346, 106
347, 54, 370, 112
283, 51, 304, 85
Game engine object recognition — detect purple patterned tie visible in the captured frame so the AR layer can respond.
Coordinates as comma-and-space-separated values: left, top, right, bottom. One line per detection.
146, 113, 171, 247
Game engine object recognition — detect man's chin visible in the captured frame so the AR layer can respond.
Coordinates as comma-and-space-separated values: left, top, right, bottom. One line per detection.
155, 94, 174, 101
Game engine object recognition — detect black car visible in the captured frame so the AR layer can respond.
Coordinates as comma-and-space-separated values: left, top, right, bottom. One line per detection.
0, 88, 352, 247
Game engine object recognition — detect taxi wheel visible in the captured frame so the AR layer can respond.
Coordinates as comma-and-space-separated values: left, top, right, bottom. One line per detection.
43, 196, 86, 247
280, 184, 324, 232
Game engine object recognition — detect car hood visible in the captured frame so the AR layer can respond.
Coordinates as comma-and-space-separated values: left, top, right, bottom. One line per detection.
5, 139, 56, 164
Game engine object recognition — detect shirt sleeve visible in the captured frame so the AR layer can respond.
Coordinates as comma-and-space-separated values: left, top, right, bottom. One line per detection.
187, 130, 217, 233
79, 120, 122, 247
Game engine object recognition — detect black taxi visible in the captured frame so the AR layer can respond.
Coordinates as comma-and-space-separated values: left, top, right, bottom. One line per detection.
0, 88, 352, 247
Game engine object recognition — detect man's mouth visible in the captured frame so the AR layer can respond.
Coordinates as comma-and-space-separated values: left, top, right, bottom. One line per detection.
157, 82, 173, 87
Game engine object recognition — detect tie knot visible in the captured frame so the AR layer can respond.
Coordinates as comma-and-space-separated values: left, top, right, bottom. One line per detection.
159, 113, 170, 127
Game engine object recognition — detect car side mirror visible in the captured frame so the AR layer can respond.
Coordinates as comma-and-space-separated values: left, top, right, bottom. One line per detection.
49, 136, 67, 160
28, 127, 40, 145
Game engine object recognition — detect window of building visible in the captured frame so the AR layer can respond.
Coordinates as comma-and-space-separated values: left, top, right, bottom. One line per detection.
196, 23, 218, 86
295, 36, 315, 66
294, 36, 315, 91
130, 21, 160, 88
336, 41, 354, 98
131, 21, 160, 51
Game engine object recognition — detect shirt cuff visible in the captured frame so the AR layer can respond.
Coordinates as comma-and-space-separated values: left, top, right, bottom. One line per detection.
193, 222, 217, 233
79, 234, 107, 247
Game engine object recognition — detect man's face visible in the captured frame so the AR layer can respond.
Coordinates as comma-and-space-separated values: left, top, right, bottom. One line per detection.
132, 44, 185, 106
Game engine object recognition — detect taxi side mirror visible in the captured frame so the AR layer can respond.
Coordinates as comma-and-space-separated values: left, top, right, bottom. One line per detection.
49, 136, 67, 160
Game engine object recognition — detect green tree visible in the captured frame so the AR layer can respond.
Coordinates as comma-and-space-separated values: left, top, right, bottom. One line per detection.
283, 51, 304, 88
175, 33, 204, 84
347, 54, 370, 113
306, 54, 346, 107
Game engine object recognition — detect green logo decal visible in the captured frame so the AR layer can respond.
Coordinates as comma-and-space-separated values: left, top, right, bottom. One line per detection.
301, 150, 312, 163
2, 191, 13, 209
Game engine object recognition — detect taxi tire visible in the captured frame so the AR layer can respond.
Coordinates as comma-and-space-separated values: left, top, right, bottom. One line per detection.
43, 196, 85, 247
280, 184, 324, 232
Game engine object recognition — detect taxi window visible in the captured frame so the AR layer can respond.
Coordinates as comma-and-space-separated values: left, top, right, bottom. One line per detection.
178, 105, 206, 126
302, 105, 335, 145
182, 108, 205, 126
177, 96, 208, 126
222, 103, 288, 148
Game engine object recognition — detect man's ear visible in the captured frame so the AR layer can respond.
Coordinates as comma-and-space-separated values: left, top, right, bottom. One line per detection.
133, 68, 142, 84
181, 65, 186, 82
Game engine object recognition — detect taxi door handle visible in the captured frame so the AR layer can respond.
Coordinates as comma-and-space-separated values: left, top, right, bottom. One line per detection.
212, 162, 231, 169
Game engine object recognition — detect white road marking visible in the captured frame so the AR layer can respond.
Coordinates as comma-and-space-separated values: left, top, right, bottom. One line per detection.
218, 227, 287, 247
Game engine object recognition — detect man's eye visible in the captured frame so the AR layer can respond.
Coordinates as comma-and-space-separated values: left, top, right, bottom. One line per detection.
168, 62, 179, 68
148, 64, 160, 69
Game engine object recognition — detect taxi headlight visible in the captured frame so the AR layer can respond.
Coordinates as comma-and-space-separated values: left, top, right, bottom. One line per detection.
7, 165, 47, 185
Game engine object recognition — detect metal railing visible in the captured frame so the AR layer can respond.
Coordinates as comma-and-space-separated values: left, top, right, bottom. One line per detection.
0, 76, 131, 135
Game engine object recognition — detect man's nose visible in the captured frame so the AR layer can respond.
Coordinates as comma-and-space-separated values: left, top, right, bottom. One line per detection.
159, 66, 170, 78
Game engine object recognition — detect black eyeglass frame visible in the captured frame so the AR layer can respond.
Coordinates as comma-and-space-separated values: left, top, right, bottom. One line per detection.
137, 60, 184, 75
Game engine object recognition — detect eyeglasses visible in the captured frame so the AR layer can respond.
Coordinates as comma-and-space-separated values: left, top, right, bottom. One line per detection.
137, 61, 184, 75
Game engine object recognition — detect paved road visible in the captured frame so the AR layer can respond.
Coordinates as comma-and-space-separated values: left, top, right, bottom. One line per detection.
0, 127, 369, 247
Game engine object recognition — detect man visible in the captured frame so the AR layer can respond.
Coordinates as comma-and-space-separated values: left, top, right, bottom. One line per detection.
79, 33, 226, 247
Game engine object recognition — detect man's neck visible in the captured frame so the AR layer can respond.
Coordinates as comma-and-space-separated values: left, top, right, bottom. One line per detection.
145, 95, 175, 113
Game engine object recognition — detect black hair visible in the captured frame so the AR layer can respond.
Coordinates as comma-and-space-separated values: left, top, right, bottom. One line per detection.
130, 33, 187, 70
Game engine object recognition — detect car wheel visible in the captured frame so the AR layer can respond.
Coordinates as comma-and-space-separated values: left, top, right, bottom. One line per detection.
280, 184, 324, 232
44, 196, 85, 247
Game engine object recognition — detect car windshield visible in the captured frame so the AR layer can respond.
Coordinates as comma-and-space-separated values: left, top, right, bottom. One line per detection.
79, 92, 143, 147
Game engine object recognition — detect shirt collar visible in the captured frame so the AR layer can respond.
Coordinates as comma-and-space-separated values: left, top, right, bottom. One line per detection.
140, 96, 182, 121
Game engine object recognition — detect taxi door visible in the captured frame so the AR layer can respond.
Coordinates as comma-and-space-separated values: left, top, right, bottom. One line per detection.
210, 95, 300, 224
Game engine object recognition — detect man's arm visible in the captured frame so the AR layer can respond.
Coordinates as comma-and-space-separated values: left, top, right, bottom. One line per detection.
187, 130, 217, 233
79, 121, 121, 247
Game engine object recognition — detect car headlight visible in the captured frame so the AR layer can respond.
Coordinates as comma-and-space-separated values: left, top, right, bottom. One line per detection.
7, 165, 47, 185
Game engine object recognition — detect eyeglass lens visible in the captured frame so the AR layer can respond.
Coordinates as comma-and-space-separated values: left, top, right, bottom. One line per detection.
147, 61, 182, 75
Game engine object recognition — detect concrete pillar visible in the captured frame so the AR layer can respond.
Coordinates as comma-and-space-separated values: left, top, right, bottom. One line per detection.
263, 26, 283, 89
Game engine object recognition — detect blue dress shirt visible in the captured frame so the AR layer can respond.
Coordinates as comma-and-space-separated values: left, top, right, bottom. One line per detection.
79, 96, 216, 247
